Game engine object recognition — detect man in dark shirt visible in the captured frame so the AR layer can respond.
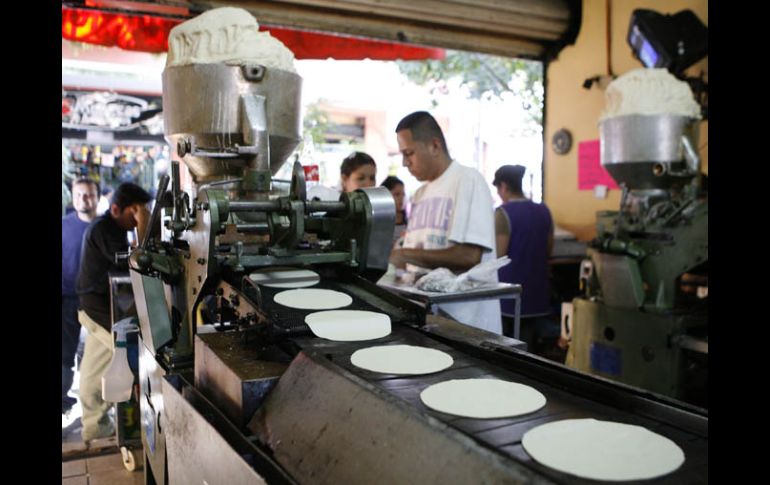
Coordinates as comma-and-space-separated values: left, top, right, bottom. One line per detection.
62, 178, 99, 416
493, 165, 555, 346
76, 182, 151, 442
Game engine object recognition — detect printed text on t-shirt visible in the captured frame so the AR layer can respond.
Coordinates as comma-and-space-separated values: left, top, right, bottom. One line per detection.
408, 197, 453, 231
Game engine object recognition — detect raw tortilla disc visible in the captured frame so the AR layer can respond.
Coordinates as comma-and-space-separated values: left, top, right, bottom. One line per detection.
420, 378, 546, 419
304, 310, 391, 341
249, 268, 320, 288
350, 345, 453, 375
522, 418, 685, 481
273, 288, 352, 310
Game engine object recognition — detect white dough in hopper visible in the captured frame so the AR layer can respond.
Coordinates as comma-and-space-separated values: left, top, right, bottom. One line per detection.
522, 418, 685, 481
273, 288, 352, 310
166, 7, 297, 72
420, 378, 546, 419
305, 310, 391, 341
600, 68, 701, 120
351, 345, 453, 375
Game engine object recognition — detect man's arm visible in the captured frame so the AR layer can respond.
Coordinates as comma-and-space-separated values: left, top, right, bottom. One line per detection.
390, 243, 484, 273
494, 208, 510, 258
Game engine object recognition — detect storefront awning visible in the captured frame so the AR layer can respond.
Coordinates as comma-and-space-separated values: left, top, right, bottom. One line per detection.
61, 6, 445, 61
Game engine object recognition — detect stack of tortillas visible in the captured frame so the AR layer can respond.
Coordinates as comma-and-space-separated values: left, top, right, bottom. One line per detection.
305, 310, 391, 341
522, 418, 685, 480
273, 288, 352, 310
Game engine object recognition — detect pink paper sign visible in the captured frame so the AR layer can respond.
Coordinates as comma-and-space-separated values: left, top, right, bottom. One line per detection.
578, 139, 618, 190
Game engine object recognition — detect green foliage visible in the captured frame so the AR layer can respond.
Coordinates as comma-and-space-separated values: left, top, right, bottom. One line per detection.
299, 100, 332, 153
300, 100, 365, 153
303, 100, 331, 143
396, 51, 544, 126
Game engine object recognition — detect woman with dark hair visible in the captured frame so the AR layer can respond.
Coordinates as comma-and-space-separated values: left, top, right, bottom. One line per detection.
307, 151, 378, 201
381, 175, 408, 245
340, 151, 377, 192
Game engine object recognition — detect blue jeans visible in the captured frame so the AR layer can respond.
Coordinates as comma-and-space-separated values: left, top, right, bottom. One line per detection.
62, 295, 81, 412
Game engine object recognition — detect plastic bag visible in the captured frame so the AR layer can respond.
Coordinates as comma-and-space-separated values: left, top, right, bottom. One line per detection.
414, 268, 457, 292
415, 256, 511, 293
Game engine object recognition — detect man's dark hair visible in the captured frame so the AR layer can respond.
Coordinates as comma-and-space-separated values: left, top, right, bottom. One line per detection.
395, 111, 449, 157
493, 165, 526, 194
111, 182, 152, 211
73, 177, 98, 192
340, 151, 376, 176
381, 175, 404, 191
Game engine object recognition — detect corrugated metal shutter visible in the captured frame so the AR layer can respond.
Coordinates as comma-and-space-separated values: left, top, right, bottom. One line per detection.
208, 0, 581, 59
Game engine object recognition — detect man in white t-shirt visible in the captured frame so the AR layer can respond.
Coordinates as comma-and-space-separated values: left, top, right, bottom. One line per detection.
389, 111, 502, 334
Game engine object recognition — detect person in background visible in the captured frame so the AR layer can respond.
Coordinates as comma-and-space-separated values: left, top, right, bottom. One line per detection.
340, 151, 377, 192
96, 186, 114, 215
492, 165, 556, 347
76, 182, 152, 442
389, 111, 501, 334
62, 178, 100, 418
307, 151, 378, 201
381, 175, 408, 246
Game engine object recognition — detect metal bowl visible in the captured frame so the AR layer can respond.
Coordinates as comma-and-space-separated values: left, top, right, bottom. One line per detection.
163, 63, 302, 182
600, 114, 700, 190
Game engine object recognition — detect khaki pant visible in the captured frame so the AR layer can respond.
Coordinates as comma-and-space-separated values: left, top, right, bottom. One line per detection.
78, 310, 115, 441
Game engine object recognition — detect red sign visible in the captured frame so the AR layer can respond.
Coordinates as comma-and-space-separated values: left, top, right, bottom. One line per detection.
62, 7, 445, 60
303, 165, 320, 182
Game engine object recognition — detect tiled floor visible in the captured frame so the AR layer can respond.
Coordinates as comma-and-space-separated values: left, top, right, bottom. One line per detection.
63, 358, 144, 485
62, 452, 143, 485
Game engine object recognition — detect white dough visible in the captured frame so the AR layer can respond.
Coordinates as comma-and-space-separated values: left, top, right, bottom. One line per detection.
522, 418, 685, 481
166, 7, 297, 72
420, 379, 546, 419
305, 310, 391, 341
351, 345, 453, 375
601, 68, 701, 120
249, 269, 320, 288
273, 288, 352, 310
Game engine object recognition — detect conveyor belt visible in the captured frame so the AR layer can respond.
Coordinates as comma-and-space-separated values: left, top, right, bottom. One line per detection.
245, 276, 706, 482
256, 278, 424, 332
290, 325, 708, 484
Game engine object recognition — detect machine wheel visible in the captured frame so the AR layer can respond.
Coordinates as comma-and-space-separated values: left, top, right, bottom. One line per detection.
120, 446, 137, 472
